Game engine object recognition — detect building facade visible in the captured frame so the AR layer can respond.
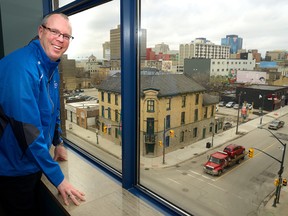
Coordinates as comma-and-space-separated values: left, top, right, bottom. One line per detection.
98, 73, 220, 157
178, 38, 230, 72
184, 53, 256, 82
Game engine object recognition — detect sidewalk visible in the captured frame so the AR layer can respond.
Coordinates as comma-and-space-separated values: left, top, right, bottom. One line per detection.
65, 106, 288, 215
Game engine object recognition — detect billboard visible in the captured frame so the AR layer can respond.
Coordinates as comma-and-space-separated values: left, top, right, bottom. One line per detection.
236, 70, 267, 84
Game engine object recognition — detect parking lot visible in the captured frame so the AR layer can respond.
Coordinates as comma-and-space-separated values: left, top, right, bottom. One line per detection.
216, 105, 261, 126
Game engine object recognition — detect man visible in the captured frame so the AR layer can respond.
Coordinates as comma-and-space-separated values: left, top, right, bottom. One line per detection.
0, 13, 85, 215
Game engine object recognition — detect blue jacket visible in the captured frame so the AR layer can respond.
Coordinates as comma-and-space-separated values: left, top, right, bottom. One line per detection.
0, 40, 64, 187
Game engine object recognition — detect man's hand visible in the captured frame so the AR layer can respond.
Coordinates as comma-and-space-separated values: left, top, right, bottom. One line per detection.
57, 179, 86, 206
54, 144, 68, 161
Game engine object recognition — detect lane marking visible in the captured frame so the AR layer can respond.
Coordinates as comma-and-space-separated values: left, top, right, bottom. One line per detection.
168, 178, 181, 185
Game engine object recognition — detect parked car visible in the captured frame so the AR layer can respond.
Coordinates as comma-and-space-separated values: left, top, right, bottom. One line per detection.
218, 101, 226, 107
226, 101, 235, 108
223, 122, 233, 130
233, 104, 240, 109
223, 144, 246, 159
268, 120, 285, 130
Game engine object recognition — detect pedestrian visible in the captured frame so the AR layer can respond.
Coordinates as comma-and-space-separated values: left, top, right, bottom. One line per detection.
0, 13, 85, 216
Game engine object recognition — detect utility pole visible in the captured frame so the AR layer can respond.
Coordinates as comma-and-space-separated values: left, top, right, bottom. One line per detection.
236, 92, 242, 134
163, 118, 166, 164
257, 126, 287, 207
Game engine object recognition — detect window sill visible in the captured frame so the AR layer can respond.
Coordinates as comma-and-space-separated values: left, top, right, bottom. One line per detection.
41, 147, 162, 215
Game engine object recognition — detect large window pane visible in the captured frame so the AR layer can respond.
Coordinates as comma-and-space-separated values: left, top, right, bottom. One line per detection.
139, 0, 288, 215
58, 0, 122, 172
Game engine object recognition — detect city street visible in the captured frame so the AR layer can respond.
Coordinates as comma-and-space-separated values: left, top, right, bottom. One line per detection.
64, 104, 288, 216
140, 115, 288, 216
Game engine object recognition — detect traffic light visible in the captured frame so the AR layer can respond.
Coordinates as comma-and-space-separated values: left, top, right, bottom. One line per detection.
274, 178, 280, 186
283, 178, 287, 186
248, 148, 254, 158
169, 130, 175, 137
103, 126, 107, 133
158, 141, 163, 147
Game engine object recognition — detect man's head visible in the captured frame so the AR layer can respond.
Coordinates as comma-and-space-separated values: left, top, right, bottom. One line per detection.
38, 13, 73, 61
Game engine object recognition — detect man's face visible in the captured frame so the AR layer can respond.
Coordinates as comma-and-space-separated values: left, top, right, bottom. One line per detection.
38, 14, 72, 61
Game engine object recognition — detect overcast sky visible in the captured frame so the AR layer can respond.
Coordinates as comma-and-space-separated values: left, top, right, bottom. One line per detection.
64, 0, 288, 60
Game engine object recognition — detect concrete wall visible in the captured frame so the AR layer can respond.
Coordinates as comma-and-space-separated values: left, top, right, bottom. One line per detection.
0, 0, 43, 58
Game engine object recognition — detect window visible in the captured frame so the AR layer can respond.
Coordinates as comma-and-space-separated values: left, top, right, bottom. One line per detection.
166, 115, 170, 129
193, 127, 197, 138
107, 107, 111, 119
204, 107, 208, 118
194, 109, 198, 121
53, 0, 287, 215
182, 95, 186, 107
61, 0, 121, 172
195, 94, 199, 105
101, 91, 104, 102
115, 94, 118, 105
166, 98, 171, 110
101, 105, 105, 117
180, 131, 184, 142
147, 99, 155, 112
115, 109, 120, 122
181, 112, 185, 125
108, 92, 111, 104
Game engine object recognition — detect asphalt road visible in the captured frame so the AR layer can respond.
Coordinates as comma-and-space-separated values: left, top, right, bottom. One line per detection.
140, 115, 288, 216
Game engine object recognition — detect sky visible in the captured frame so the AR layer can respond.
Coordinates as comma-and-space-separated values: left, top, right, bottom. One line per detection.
63, 0, 288, 60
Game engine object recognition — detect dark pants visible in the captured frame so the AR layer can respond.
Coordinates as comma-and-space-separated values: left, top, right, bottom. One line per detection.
0, 172, 43, 216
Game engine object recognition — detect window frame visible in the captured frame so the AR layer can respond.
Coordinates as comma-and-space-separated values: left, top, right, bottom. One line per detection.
48, 0, 188, 215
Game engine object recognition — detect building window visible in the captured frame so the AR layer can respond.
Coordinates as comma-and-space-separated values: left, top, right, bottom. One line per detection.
101, 91, 104, 102
181, 112, 185, 125
194, 109, 198, 121
101, 105, 105, 117
108, 93, 111, 104
193, 127, 198, 138
204, 107, 208, 118
166, 98, 171, 110
166, 115, 170, 129
115, 109, 120, 122
115, 94, 118, 105
180, 131, 184, 142
195, 94, 199, 105
182, 95, 186, 107
107, 107, 111, 119
147, 99, 155, 112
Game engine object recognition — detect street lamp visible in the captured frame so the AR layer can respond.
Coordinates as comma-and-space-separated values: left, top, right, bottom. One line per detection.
258, 126, 286, 207
96, 129, 99, 144
236, 91, 246, 135
209, 121, 217, 147
259, 94, 265, 125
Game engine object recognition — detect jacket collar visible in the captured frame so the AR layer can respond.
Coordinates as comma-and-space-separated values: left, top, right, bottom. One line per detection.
30, 39, 60, 77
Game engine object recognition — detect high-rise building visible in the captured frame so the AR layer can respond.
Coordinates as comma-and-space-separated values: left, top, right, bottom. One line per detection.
221, 34, 243, 54
178, 38, 230, 72
110, 25, 147, 69
102, 41, 110, 60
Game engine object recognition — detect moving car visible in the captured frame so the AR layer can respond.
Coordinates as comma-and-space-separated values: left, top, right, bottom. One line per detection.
268, 120, 285, 130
